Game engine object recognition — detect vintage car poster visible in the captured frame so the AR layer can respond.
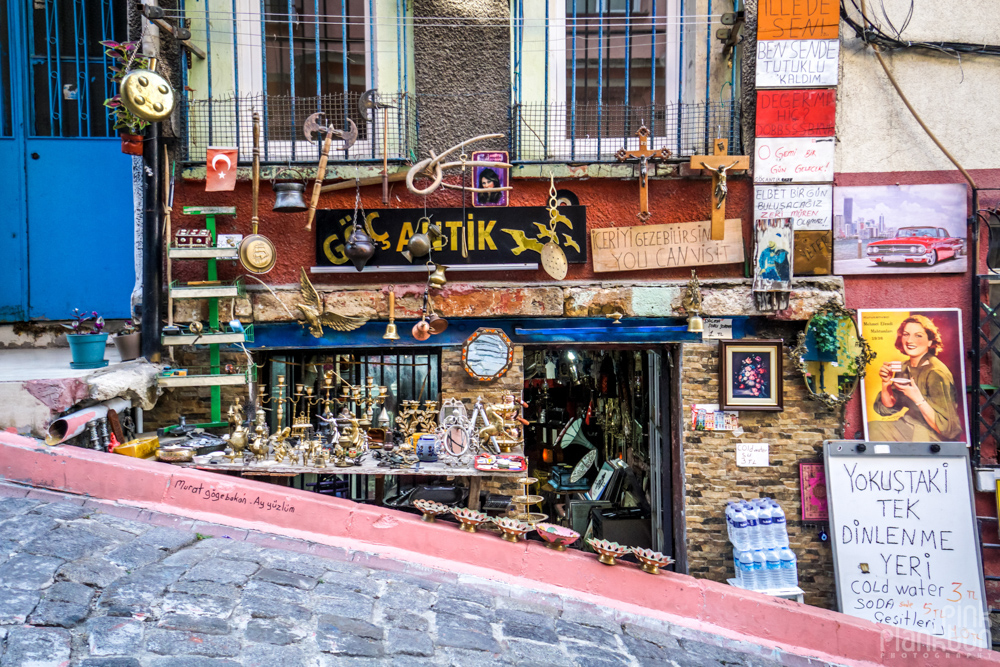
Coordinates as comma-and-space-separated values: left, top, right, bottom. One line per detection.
833, 184, 967, 275
858, 308, 969, 446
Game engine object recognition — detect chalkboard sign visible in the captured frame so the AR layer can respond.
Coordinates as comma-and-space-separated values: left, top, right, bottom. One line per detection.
825, 441, 988, 650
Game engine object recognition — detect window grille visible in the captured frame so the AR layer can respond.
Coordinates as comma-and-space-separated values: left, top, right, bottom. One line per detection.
174, 0, 414, 164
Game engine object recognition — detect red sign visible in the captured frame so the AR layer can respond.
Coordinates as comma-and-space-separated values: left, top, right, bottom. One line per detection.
205, 147, 238, 191
758, 0, 839, 40
755, 89, 836, 137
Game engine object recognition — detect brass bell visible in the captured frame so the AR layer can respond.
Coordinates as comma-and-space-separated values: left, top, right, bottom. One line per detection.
427, 264, 447, 290
383, 290, 401, 340
687, 313, 704, 334
383, 322, 400, 341
273, 183, 308, 213
412, 318, 431, 341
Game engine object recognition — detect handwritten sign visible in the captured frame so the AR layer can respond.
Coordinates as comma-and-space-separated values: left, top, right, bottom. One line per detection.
754, 184, 832, 230
756, 89, 836, 137
754, 137, 834, 183
703, 318, 734, 340
825, 442, 989, 650
758, 0, 840, 40
756, 39, 840, 88
736, 442, 770, 467
590, 219, 744, 273
172, 479, 296, 514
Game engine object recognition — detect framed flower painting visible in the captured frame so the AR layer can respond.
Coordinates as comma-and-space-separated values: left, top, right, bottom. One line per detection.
719, 340, 784, 411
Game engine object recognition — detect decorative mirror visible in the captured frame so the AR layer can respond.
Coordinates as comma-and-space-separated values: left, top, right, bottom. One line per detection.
462, 328, 514, 382
792, 300, 875, 410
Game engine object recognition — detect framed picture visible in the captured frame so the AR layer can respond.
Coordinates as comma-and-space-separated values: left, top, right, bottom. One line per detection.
719, 340, 784, 411
586, 462, 616, 501
857, 308, 969, 446
471, 151, 509, 207
833, 184, 967, 275
799, 461, 828, 521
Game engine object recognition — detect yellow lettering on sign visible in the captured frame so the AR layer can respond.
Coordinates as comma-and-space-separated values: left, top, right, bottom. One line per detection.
478, 219, 497, 250
467, 216, 475, 249
396, 222, 416, 253
322, 236, 349, 265
445, 220, 463, 250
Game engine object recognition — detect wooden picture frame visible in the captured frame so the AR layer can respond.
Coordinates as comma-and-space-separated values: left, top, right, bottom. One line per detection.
719, 339, 784, 411
461, 328, 514, 382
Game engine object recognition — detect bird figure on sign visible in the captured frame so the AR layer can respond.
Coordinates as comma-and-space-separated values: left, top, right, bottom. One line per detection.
296, 267, 369, 338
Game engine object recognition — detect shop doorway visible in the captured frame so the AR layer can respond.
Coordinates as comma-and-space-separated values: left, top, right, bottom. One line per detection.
522, 345, 683, 568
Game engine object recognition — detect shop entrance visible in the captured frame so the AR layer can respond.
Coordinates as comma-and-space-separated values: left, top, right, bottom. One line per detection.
522, 345, 682, 566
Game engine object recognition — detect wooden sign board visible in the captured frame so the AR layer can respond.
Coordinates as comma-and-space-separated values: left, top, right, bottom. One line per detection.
591, 219, 744, 273
754, 184, 832, 230
754, 137, 835, 183
793, 230, 832, 275
825, 441, 989, 650
758, 0, 840, 40
756, 39, 840, 88
756, 89, 836, 137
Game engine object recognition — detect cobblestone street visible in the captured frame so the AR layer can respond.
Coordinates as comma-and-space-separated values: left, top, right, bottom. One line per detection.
0, 488, 837, 666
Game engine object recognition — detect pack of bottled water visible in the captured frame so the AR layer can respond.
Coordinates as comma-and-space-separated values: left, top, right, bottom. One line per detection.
726, 498, 797, 590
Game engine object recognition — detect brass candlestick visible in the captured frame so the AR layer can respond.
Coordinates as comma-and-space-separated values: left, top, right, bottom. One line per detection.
260, 374, 287, 429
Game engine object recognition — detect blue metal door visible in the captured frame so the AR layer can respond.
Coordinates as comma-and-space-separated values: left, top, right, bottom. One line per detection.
0, 0, 133, 322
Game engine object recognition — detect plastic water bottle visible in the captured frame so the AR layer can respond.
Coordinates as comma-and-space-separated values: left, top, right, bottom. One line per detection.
738, 550, 756, 590
770, 501, 789, 547
780, 547, 798, 587
756, 502, 774, 549
751, 551, 767, 590
743, 503, 762, 550
725, 502, 736, 545
732, 547, 741, 585
764, 549, 782, 589
730, 505, 749, 550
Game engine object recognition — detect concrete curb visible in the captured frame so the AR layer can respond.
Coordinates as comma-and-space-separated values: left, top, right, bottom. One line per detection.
0, 431, 995, 666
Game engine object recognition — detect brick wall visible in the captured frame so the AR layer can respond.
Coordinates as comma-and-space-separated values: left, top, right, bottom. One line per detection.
681, 333, 842, 609
144, 350, 246, 430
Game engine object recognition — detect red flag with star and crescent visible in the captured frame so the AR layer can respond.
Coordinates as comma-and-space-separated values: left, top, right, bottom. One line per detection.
206, 147, 238, 191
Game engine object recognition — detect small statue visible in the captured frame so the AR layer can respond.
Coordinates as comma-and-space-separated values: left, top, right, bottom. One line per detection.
700, 159, 740, 209
682, 269, 702, 315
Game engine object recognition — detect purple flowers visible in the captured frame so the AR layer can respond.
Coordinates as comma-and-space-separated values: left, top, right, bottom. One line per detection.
63, 308, 105, 335
736, 356, 768, 397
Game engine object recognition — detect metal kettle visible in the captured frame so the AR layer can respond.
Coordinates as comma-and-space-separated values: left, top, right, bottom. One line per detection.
345, 224, 376, 271
403, 224, 447, 262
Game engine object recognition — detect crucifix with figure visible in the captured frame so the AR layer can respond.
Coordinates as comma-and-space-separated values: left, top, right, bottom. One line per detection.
616, 125, 671, 222
689, 138, 749, 240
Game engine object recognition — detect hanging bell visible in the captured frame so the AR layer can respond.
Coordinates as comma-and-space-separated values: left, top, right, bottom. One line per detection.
412, 318, 431, 341
382, 322, 401, 341
687, 313, 705, 334
428, 313, 449, 335
344, 224, 376, 271
427, 264, 448, 290
272, 183, 308, 213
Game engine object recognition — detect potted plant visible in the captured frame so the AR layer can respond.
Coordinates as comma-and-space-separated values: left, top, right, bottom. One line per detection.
100, 40, 150, 155
113, 320, 141, 362
63, 309, 109, 369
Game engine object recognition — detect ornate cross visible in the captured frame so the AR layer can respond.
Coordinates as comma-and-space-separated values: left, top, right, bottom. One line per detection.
689, 138, 750, 240
616, 125, 671, 222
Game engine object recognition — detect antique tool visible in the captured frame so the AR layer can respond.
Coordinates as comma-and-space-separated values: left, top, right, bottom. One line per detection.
303, 113, 358, 231
120, 57, 176, 123
406, 134, 513, 197
239, 113, 277, 274
383, 290, 401, 341
427, 264, 448, 290
296, 267, 368, 337
540, 175, 569, 280
359, 90, 394, 204
615, 124, 672, 222
273, 182, 308, 212
402, 217, 447, 262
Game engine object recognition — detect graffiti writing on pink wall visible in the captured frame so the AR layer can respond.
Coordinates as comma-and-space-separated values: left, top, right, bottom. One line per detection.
173, 479, 295, 513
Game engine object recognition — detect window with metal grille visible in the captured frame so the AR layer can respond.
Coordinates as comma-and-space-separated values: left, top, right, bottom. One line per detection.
511, 0, 740, 163
177, 0, 415, 165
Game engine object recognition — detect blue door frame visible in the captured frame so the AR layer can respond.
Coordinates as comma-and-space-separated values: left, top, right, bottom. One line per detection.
0, 0, 134, 323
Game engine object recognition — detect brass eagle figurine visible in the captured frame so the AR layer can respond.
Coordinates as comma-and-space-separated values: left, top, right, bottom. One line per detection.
297, 267, 368, 338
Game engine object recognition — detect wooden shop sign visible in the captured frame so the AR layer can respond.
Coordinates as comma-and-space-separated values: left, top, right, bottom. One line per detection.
590, 219, 744, 273
315, 206, 587, 267
755, 89, 836, 137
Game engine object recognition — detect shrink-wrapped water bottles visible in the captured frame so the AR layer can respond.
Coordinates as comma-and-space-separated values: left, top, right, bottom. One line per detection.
724, 497, 797, 591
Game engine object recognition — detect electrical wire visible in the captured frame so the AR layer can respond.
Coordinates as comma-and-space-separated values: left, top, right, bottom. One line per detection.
842, 0, 1000, 58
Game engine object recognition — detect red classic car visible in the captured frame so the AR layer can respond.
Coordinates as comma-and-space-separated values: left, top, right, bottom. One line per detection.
866, 227, 965, 267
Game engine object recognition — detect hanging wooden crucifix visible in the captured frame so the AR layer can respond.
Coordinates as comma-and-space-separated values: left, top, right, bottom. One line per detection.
616, 125, 671, 222
689, 138, 750, 241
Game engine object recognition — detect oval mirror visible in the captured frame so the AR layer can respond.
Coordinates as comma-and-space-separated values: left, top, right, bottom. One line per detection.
793, 300, 875, 409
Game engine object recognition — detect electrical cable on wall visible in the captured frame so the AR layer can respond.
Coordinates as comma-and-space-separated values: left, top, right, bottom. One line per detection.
843, 0, 1000, 58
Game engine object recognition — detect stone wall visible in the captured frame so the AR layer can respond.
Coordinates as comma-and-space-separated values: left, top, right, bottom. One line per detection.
681, 331, 842, 610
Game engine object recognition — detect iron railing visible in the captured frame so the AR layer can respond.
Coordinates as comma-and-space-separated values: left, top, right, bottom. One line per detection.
510, 101, 742, 163
178, 91, 417, 165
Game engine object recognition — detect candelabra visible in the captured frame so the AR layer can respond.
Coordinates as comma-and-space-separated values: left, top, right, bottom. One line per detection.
259, 375, 287, 430
288, 383, 320, 439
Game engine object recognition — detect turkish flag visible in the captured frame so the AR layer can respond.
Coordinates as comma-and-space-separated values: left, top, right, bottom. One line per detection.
206, 147, 238, 191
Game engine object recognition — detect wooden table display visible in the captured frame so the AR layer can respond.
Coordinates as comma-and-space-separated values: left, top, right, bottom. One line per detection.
175, 458, 524, 510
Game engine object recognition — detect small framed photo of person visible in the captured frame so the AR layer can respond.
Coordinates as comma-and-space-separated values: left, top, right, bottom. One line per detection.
719, 340, 784, 411
472, 151, 509, 207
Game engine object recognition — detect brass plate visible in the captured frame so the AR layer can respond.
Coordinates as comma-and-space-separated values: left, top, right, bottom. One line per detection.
512, 495, 544, 505
121, 69, 176, 122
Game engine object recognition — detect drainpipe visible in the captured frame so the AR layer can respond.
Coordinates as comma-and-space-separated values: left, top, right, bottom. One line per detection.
141, 122, 163, 362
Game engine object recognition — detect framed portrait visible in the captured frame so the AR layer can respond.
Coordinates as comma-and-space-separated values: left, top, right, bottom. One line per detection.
719, 340, 784, 411
471, 151, 509, 208
857, 308, 969, 446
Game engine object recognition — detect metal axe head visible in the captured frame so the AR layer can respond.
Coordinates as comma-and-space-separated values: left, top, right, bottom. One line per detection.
331, 118, 358, 151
